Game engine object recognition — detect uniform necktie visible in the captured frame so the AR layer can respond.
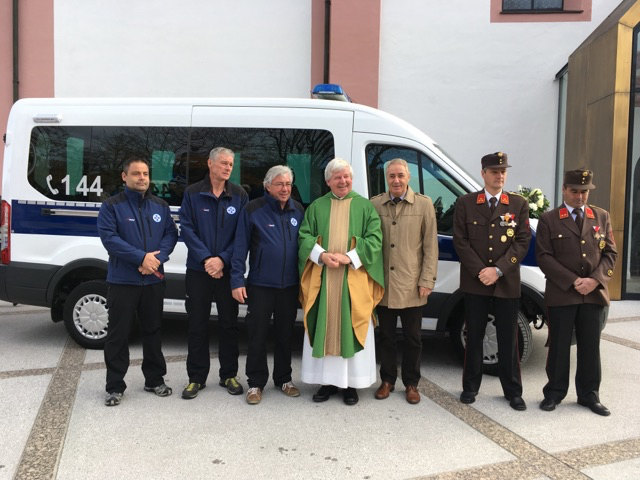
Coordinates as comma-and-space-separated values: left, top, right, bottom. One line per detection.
574, 208, 583, 231
489, 197, 497, 213
392, 197, 401, 204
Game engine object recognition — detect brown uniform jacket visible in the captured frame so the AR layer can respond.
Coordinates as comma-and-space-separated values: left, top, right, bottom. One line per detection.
453, 190, 531, 299
536, 204, 617, 307
371, 187, 438, 308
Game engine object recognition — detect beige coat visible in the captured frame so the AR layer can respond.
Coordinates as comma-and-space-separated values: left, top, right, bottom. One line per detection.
371, 187, 438, 308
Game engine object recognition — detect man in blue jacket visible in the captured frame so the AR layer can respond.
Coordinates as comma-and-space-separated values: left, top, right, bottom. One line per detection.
231, 165, 304, 404
97, 156, 178, 406
180, 147, 248, 399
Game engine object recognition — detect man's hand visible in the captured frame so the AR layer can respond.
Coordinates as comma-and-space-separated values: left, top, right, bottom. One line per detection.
232, 287, 247, 304
204, 256, 224, 279
138, 266, 154, 275
419, 286, 432, 298
478, 267, 499, 286
321, 252, 348, 269
142, 250, 161, 273
574, 277, 598, 295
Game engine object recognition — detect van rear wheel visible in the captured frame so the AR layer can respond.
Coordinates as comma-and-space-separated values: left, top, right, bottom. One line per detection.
63, 281, 109, 349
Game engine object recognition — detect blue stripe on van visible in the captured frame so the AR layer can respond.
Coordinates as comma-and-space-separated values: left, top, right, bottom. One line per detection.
438, 232, 538, 267
11, 201, 101, 236
10, 200, 538, 266
438, 235, 458, 261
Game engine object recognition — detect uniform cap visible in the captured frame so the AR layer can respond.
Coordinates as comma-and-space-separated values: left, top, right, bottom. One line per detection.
481, 152, 511, 169
563, 168, 595, 190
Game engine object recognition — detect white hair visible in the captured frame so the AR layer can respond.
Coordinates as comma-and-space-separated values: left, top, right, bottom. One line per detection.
324, 158, 353, 182
385, 158, 409, 173
263, 165, 293, 188
209, 147, 234, 161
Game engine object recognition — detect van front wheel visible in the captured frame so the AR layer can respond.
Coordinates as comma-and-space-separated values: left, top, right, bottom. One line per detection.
450, 310, 533, 375
63, 281, 109, 349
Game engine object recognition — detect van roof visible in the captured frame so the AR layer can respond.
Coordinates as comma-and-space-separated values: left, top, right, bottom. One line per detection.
10, 97, 478, 190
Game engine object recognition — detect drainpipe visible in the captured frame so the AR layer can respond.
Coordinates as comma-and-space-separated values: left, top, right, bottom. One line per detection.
323, 0, 330, 83
13, 0, 19, 102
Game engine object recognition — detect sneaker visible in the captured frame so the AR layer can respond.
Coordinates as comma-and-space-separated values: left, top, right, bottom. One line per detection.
105, 392, 123, 407
246, 387, 262, 405
219, 377, 244, 395
182, 382, 205, 400
144, 383, 172, 397
280, 381, 300, 397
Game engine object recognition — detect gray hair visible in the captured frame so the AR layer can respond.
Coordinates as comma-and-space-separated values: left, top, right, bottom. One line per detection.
263, 165, 293, 188
209, 147, 234, 161
385, 158, 409, 173
324, 158, 353, 182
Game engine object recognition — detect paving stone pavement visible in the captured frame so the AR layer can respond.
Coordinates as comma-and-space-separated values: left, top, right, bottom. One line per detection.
0, 300, 639, 480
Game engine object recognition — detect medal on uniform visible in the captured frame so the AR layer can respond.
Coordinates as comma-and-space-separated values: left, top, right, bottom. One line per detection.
593, 225, 601, 239
501, 235, 507, 243
506, 228, 514, 237
500, 213, 517, 227
599, 240, 605, 250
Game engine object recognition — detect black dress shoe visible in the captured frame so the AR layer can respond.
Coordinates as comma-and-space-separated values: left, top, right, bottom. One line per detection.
578, 398, 611, 416
343, 387, 359, 405
539, 397, 560, 411
460, 391, 476, 404
507, 396, 527, 411
312, 385, 339, 402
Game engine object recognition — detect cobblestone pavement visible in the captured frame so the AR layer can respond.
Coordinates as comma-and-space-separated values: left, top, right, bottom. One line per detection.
1, 301, 639, 480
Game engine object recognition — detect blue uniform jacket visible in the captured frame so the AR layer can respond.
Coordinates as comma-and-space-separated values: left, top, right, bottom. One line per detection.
179, 177, 248, 272
97, 186, 178, 285
230, 193, 304, 290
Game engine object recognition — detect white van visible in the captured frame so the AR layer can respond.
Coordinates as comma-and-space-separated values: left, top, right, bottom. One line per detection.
0, 96, 546, 371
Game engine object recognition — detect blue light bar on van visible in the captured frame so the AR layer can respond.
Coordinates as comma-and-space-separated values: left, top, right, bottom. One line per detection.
311, 84, 351, 102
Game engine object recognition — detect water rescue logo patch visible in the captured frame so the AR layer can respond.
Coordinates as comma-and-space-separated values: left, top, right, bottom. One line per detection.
153, 214, 161, 223
227, 206, 236, 215
291, 218, 298, 227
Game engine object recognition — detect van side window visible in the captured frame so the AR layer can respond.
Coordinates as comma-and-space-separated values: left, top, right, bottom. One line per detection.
366, 144, 467, 234
188, 127, 333, 205
28, 126, 334, 207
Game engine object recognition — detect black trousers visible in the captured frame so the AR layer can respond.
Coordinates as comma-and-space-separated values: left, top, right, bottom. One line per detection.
462, 294, 522, 398
543, 303, 603, 403
245, 285, 298, 389
185, 268, 239, 384
376, 305, 423, 387
104, 282, 167, 394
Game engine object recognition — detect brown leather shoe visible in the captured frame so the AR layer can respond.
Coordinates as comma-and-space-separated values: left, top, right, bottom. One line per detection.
374, 381, 395, 400
406, 385, 420, 404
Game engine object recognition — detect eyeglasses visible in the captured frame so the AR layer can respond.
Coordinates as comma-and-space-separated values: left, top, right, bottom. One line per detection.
272, 182, 293, 189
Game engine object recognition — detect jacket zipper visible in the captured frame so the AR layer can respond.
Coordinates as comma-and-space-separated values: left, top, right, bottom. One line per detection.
279, 210, 288, 288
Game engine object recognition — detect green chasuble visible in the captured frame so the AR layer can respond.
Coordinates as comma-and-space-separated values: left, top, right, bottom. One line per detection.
298, 190, 384, 358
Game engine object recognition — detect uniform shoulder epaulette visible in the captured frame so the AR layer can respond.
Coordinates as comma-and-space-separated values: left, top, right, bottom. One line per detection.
370, 193, 385, 200
508, 191, 526, 199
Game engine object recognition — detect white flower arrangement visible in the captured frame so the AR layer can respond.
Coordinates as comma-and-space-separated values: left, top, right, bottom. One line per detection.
517, 185, 550, 219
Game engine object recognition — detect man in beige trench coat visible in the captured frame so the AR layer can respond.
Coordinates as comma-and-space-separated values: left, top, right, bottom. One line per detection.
371, 158, 438, 404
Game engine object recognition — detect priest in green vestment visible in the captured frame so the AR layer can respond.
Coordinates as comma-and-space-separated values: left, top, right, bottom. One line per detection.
298, 158, 384, 406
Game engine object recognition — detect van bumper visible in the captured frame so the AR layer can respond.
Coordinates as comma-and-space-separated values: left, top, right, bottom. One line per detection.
0, 262, 59, 307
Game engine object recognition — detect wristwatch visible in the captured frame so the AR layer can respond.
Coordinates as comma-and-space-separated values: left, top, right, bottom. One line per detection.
495, 267, 503, 278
